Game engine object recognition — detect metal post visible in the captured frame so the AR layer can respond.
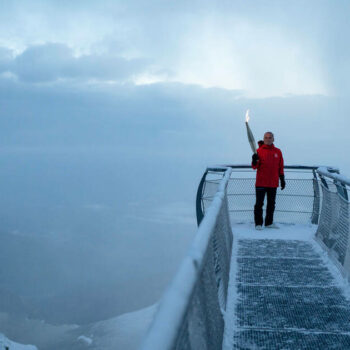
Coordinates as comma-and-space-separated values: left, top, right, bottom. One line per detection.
196, 170, 208, 226
311, 169, 320, 224
334, 180, 349, 201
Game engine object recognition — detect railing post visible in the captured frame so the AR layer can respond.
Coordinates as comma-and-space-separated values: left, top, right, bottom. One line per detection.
319, 174, 329, 189
334, 180, 349, 201
196, 170, 208, 226
311, 169, 320, 224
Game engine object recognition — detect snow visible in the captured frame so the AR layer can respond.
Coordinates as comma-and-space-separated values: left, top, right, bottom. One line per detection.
222, 228, 240, 350
140, 168, 232, 350
310, 238, 350, 302
0, 334, 37, 350
317, 166, 350, 186
87, 303, 157, 350
77, 335, 92, 345
223, 222, 350, 349
0, 304, 157, 350
231, 222, 317, 241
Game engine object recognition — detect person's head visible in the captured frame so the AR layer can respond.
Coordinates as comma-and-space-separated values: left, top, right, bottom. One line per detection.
264, 132, 274, 145
257, 140, 264, 147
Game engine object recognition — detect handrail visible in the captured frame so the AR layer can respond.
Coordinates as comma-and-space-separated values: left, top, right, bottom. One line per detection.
196, 165, 335, 226
195, 170, 208, 225
316, 166, 350, 277
210, 164, 339, 171
140, 163, 350, 350
317, 166, 350, 187
140, 167, 233, 350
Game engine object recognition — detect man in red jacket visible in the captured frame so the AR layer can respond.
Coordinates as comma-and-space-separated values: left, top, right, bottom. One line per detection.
252, 132, 285, 230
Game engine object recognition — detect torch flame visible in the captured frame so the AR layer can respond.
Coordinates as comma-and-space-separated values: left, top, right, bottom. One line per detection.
245, 109, 250, 123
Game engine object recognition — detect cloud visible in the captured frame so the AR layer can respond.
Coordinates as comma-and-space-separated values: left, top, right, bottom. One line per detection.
0, 43, 150, 83
1, 1, 349, 97
0, 47, 13, 72
0, 1, 349, 96
128, 201, 195, 225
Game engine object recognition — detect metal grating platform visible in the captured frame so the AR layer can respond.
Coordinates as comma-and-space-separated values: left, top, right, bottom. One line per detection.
233, 239, 350, 349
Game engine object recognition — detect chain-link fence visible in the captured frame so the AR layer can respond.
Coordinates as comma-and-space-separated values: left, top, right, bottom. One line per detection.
140, 168, 233, 350
201, 166, 321, 225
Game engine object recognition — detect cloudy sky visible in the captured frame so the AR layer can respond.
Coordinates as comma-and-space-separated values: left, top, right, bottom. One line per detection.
0, 1, 350, 345
0, 0, 348, 161
0, 0, 349, 96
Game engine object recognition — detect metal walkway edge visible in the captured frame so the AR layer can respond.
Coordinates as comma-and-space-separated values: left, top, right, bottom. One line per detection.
227, 227, 350, 349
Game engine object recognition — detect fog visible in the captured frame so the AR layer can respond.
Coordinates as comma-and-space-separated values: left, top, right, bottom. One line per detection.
0, 0, 350, 349
0, 83, 348, 326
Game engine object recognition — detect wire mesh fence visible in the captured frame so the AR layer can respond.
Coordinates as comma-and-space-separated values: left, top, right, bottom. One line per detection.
141, 164, 350, 350
202, 167, 320, 225
315, 168, 350, 272
198, 165, 350, 278
140, 168, 233, 350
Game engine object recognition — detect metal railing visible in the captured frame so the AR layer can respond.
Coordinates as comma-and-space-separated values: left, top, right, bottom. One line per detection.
140, 168, 233, 350
197, 165, 339, 226
315, 167, 350, 277
140, 164, 350, 350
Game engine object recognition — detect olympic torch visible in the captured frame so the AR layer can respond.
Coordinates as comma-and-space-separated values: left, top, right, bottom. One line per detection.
245, 109, 257, 154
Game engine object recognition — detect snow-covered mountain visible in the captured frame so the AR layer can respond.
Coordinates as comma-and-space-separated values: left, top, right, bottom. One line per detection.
0, 304, 157, 350
80, 303, 157, 349
0, 334, 37, 350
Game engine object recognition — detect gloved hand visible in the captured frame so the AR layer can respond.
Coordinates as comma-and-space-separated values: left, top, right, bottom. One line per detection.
252, 153, 259, 166
280, 174, 286, 190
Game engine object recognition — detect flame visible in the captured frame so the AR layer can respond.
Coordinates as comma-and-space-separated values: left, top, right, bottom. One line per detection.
245, 109, 250, 123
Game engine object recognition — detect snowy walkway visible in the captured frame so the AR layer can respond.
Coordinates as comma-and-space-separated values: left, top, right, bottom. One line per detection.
223, 224, 350, 349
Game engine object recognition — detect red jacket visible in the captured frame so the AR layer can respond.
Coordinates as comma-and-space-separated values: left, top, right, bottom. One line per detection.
252, 144, 284, 188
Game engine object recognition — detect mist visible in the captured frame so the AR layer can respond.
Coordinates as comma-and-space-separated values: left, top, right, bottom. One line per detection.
0, 0, 350, 349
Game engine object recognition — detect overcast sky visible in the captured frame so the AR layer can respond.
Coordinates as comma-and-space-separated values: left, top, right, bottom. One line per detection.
0, 0, 349, 161
0, 0, 349, 97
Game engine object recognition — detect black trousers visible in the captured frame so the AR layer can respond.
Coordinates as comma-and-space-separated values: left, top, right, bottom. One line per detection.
254, 187, 277, 226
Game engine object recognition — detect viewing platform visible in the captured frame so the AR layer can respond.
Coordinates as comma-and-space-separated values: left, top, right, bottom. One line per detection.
227, 224, 350, 349
141, 165, 350, 350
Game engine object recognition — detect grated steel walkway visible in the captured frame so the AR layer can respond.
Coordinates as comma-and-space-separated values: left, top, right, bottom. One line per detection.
232, 238, 350, 349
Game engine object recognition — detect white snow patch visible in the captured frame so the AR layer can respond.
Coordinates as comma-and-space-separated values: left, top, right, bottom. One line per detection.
222, 232, 240, 350
0, 333, 37, 350
231, 222, 317, 241
311, 238, 350, 301
89, 303, 157, 350
77, 335, 93, 346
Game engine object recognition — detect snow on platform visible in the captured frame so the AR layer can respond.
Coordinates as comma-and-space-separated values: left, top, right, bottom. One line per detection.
223, 224, 350, 349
